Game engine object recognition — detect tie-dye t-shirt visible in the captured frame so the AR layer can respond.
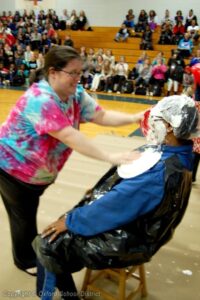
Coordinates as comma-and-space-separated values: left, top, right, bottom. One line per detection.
0, 80, 102, 184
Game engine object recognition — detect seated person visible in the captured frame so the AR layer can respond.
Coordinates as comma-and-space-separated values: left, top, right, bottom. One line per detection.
63, 35, 74, 47
112, 55, 129, 93
174, 10, 184, 25
187, 19, 199, 43
140, 24, 153, 50
123, 9, 135, 29
185, 9, 198, 30
114, 24, 129, 42
135, 58, 152, 88
158, 21, 173, 45
33, 96, 199, 300
182, 65, 194, 95
135, 9, 148, 32
178, 32, 193, 58
149, 57, 167, 94
148, 10, 158, 32
152, 51, 166, 66
76, 10, 87, 30
172, 20, 185, 44
161, 9, 174, 27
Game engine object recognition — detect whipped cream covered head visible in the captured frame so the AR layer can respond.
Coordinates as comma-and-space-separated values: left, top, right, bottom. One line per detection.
141, 95, 199, 144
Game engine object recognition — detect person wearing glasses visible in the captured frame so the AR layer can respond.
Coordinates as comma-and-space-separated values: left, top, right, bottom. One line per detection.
0, 46, 143, 276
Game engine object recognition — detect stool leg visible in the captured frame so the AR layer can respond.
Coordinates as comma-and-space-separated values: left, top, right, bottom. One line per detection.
118, 269, 126, 300
81, 269, 92, 292
139, 265, 147, 297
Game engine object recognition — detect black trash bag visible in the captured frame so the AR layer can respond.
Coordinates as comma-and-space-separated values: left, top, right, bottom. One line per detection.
33, 148, 191, 274
121, 80, 134, 93
135, 85, 147, 95
33, 232, 84, 274
151, 83, 162, 96
128, 67, 139, 80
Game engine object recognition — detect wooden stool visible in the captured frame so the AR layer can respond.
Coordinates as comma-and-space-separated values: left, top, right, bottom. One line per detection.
81, 264, 147, 300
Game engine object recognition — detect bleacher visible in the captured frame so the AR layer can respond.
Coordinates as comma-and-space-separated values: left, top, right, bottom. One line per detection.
57, 26, 183, 69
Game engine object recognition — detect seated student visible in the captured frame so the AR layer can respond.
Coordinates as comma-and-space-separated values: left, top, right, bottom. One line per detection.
0, 61, 9, 86
135, 57, 152, 89
152, 51, 166, 66
172, 20, 185, 44
74, 10, 87, 31
140, 24, 153, 50
90, 54, 104, 92
135, 9, 148, 32
123, 9, 135, 29
112, 55, 129, 93
158, 21, 173, 45
59, 9, 70, 30
148, 10, 158, 32
103, 49, 115, 68
149, 57, 167, 95
187, 19, 199, 43
63, 35, 74, 48
178, 32, 193, 58
185, 9, 198, 30
182, 65, 194, 95
97, 59, 114, 92
33, 95, 199, 300
114, 24, 129, 42
174, 10, 184, 25
161, 9, 174, 27
39, 33, 51, 54
3, 63, 16, 86
66, 10, 78, 30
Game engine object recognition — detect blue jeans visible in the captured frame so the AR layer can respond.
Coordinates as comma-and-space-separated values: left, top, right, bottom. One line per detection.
37, 260, 80, 299
41, 270, 56, 300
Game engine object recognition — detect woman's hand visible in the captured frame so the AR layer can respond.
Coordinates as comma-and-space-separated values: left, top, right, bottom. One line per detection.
41, 216, 67, 243
107, 150, 141, 166
132, 110, 147, 123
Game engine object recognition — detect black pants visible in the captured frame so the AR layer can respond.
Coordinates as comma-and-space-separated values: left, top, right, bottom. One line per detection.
195, 84, 200, 101
192, 152, 200, 182
113, 75, 126, 92
0, 168, 49, 270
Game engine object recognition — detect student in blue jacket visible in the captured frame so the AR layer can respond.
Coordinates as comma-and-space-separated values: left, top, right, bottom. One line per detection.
33, 95, 199, 300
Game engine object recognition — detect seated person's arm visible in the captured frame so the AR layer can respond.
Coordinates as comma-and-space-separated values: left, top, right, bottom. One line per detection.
42, 162, 165, 242
66, 162, 165, 236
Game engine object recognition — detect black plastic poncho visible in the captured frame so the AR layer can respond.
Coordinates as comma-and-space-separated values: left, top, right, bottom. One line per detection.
33, 153, 192, 274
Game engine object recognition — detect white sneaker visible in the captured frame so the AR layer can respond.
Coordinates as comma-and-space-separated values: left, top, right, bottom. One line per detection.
108, 90, 112, 93
117, 91, 121, 94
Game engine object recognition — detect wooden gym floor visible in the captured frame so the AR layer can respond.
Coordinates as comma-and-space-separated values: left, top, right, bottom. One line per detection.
0, 87, 199, 300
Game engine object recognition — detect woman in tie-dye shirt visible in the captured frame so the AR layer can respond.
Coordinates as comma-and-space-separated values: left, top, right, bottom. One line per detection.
0, 46, 142, 276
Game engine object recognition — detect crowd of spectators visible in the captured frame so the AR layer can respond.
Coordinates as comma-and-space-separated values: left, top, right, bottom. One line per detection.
78, 47, 200, 97
115, 9, 199, 52
0, 8, 199, 97
0, 8, 88, 86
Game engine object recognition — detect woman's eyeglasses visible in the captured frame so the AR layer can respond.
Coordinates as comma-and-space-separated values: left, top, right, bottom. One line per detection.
59, 69, 82, 78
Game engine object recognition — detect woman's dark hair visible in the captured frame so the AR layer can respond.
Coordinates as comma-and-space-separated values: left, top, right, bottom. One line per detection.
29, 46, 81, 85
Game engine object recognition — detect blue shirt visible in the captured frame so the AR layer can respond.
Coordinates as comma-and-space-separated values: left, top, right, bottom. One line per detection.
66, 144, 193, 236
